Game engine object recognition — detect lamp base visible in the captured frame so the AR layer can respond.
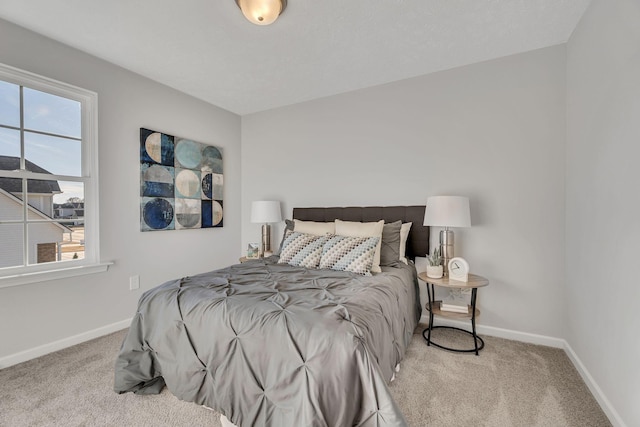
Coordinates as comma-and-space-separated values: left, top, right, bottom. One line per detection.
261, 224, 271, 257
440, 228, 454, 275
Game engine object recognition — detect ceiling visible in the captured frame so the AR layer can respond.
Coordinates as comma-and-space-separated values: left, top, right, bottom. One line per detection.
0, 0, 590, 115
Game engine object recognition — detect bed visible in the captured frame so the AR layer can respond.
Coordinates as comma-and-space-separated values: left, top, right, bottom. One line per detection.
114, 206, 428, 426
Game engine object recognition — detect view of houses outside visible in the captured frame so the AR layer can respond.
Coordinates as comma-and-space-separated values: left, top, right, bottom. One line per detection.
0, 79, 85, 269
59, 224, 85, 261
0, 157, 85, 268
54, 198, 85, 261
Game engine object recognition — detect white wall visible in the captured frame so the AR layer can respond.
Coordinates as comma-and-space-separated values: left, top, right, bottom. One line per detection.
566, 1, 640, 425
242, 46, 567, 338
0, 18, 241, 359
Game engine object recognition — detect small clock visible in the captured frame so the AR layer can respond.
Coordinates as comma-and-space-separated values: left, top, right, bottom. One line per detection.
448, 257, 469, 282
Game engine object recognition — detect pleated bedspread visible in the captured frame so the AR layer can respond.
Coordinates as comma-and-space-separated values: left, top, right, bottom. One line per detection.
114, 257, 420, 427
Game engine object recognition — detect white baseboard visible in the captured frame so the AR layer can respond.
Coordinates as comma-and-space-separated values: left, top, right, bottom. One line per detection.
0, 318, 132, 369
418, 315, 625, 427
418, 315, 565, 348
564, 342, 627, 427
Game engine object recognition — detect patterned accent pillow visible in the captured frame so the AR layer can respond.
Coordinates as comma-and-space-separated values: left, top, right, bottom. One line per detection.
319, 235, 381, 276
334, 220, 384, 273
278, 231, 328, 269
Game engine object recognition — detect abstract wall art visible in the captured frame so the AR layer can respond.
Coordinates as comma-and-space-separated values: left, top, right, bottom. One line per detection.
140, 128, 223, 231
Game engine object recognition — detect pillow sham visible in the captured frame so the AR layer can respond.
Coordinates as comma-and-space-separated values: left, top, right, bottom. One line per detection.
319, 235, 380, 276
399, 222, 412, 264
293, 219, 335, 236
380, 220, 402, 266
278, 231, 328, 269
275, 219, 295, 255
334, 219, 384, 273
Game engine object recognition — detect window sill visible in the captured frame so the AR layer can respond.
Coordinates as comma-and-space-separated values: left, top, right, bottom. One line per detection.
0, 262, 113, 289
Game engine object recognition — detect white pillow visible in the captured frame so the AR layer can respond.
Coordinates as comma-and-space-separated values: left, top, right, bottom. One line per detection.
334, 219, 384, 273
399, 222, 412, 264
293, 219, 335, 236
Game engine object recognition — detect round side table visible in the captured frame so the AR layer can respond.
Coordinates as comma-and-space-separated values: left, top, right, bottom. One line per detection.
418, 272, 489, 356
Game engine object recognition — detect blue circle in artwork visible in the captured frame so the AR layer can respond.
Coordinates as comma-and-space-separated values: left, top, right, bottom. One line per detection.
201, 173, 213, 199
143, 198, 174, 229
175, 139, 202, 169
202, 145, 222, 160
201, 146, 223, 173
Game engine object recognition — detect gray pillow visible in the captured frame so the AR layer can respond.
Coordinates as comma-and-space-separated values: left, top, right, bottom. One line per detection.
275, 219, 295, 255
380, 220, 402, 266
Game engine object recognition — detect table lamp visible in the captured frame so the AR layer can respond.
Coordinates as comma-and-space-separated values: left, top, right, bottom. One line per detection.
423, 196, 471, 275
250, 201, 282, 257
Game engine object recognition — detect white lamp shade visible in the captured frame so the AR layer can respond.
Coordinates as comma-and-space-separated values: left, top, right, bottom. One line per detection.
238, 0, 284, 25
423, 196, 471, 227
251, 201, 282, 223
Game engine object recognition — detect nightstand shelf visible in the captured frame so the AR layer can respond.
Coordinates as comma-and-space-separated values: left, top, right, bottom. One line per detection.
426, 300, 480, 319
418, 272, 489, 356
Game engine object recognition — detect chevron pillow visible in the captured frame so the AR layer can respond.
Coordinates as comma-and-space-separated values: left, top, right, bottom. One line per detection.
319, 235, 380, 276
277, 231, 328, 268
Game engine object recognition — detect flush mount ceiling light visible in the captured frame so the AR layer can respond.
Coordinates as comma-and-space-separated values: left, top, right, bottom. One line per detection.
235, 0, 287, 25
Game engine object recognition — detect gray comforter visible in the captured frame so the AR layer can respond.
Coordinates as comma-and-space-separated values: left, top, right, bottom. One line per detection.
114, 257, 420, 426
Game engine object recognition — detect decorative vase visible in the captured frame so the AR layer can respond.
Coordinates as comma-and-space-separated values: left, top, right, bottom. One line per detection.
426, 265, 443, 279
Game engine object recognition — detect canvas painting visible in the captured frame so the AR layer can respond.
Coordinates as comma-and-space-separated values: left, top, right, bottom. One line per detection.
140, 128, 223, 231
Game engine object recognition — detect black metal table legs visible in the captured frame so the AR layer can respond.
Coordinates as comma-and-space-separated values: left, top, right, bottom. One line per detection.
422, 283, 485, 355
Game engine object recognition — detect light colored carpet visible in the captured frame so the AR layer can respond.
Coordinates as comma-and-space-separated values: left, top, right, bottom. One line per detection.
0, 325, 611, 427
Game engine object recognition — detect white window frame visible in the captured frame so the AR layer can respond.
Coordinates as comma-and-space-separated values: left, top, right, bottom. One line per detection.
0, 63, 110, 288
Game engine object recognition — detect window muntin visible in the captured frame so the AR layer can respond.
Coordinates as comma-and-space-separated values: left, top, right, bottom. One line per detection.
0, 63, 99, 281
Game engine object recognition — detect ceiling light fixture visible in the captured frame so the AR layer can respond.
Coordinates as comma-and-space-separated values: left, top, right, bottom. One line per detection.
235, 0, 287, 25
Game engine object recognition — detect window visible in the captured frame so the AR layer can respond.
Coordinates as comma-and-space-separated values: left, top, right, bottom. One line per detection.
0, 63, 107, 287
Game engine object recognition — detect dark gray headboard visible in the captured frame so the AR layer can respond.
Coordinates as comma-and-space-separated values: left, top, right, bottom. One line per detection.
292, 206, 429, 260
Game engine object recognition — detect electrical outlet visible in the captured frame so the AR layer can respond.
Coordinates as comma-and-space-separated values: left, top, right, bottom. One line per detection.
129, 275, 140, 290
